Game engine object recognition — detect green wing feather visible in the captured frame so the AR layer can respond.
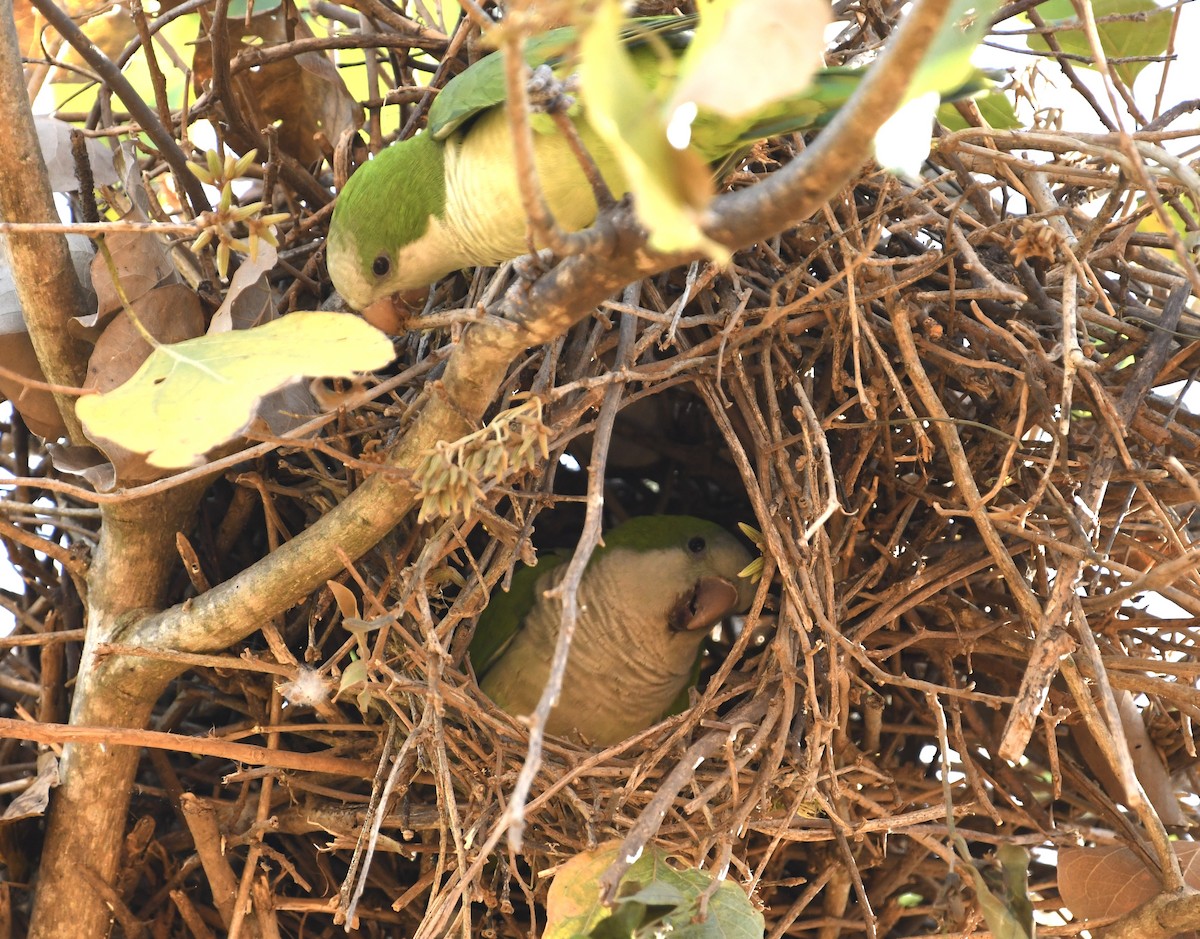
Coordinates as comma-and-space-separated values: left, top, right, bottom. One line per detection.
469, 553, 566, 677
428, 16, 997, 163
698, 66, 999, 170
428, 29, 577, 139
428, 16, 696, 140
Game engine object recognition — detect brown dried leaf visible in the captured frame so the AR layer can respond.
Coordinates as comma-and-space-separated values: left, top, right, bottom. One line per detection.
192, 10, 360, 165
0, 233, 94, 437
256, 382, 318, 439
13, 0, 42, 61
16, 0, 109, 71
1058, 843, 1200, 923
0, 316, 68, 438
45, 442, 117, 491
327, 580, 360, 621
83, 283, 206, 394
210, 242, 278, 332
50, 6, 138, 82
1, 752, 60, 822
87, 229, 177, 322
1009, 221, 1060, 266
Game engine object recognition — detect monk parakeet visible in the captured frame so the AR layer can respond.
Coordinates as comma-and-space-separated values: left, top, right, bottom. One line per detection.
470, 515, 755, 746
326, 15, 988, 311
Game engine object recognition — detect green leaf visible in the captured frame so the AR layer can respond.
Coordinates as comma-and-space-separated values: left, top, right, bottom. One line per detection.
637, 871, 764, 939
953, 836, 1035, 939
908, 0, 1002, 102
874, 0, 1004, 172
76, 312, 394, 469
226, 0, 283, 16
1137, 194, 1200, 253
1026, 0, 1172, 85
545, 842, 764, 939
937, 91, 1022, 131
545, 845, 615, 939
337, 657, 368, 701
875, 92, 944, 176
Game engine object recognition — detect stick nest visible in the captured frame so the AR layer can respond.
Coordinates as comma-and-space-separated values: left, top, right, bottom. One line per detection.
4, 5, 1200, 938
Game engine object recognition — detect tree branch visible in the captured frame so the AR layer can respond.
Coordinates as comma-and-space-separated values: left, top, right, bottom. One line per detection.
1104, 890, 1200, 939
0, 0, 91, 442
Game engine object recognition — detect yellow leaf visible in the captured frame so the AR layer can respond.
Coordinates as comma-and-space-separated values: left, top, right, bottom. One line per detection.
76, 312, 394, 469
669, 0, 829, 120
579, 1, 725, 259
544, 842, 625, 939
545, 840, 765, 939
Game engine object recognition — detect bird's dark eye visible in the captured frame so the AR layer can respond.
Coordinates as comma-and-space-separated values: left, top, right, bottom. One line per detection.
372, 255, 390, 277
687, 536, 706, 555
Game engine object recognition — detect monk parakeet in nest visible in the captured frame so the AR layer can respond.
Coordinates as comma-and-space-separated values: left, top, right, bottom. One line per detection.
470, 515, 756, 745
326, 13, 991, 311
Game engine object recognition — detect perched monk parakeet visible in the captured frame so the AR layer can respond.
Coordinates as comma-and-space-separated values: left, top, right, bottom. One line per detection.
326, 13, 992, 311
470, 515, 755, 745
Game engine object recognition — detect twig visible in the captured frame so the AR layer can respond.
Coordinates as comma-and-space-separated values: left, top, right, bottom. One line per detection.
498, 21, 586, 260
599, 693, 772, 902
0, 717, 375, 775
503, 287, 639, 851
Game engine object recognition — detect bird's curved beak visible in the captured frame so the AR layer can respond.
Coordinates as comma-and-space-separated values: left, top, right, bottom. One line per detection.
669, 576, 742, 633
361, 287, 429, 334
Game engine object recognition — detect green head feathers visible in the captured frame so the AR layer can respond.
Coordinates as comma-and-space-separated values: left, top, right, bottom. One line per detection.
326, 134, 448, 309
